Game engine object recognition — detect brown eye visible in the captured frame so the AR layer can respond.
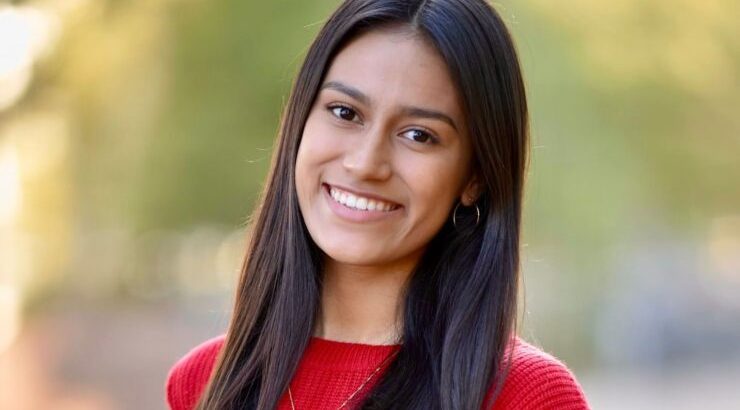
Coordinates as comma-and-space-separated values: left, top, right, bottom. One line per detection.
329, 105, 358, 122
401, 129, 437, 144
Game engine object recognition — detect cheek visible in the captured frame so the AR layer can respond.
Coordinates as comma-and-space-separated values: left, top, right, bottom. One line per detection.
398, 152, 468, 239
295, 117, 351, 220
296, 117, 333, 188
402, 156, 464, 215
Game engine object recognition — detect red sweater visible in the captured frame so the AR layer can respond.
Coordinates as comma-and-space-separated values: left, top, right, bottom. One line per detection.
166, 335, 590, 409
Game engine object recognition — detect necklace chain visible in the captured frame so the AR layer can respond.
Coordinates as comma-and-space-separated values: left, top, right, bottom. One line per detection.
288, 349, 399, 410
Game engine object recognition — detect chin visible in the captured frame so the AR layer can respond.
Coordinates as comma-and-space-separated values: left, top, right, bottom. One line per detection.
320, 241, 389, 266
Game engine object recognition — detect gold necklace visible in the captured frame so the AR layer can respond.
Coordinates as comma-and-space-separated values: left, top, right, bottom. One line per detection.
287, 349, 399, 410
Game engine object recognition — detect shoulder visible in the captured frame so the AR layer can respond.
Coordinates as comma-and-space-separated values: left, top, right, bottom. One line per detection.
165, 334, 226, 410
490, 336, 591, 410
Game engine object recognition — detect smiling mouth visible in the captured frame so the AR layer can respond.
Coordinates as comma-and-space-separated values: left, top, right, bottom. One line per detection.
323, 183, 401, 212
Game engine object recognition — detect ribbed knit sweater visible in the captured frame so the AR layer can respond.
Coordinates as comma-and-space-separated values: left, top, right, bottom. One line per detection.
166, 335, 590, 409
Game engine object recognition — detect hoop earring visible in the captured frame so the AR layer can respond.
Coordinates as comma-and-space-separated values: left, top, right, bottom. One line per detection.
452, 201, 480, 228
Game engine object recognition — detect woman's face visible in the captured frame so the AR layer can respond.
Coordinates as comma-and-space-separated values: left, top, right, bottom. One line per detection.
295, 28, 479, 269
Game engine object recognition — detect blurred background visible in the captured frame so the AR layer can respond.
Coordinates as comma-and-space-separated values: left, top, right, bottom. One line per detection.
0, 0, 738, 408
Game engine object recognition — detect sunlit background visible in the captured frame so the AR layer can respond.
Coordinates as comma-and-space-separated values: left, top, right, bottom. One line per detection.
0, 0, 738, 408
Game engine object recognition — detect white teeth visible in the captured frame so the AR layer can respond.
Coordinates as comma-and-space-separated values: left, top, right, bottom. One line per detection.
356, 197, 368, 210
328, 186, 397, 212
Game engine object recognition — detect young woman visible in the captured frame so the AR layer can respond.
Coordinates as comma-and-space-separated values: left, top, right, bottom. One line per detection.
166, 0, 590, 409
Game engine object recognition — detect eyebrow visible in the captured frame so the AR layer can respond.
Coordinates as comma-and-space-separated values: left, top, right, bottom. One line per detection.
320, 80, 459, 132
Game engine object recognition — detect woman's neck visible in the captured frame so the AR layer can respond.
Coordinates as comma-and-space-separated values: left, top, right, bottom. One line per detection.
314, 257, 415, 345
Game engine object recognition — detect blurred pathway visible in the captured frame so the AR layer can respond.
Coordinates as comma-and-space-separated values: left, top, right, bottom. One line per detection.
2, 298, 739, 409
0, 297, 229, 410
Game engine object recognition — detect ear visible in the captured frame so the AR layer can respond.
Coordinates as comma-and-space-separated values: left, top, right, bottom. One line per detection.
460, 173, 482, 206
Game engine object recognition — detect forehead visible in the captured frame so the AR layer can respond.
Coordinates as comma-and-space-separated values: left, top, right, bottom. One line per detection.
323, 28, 465, 122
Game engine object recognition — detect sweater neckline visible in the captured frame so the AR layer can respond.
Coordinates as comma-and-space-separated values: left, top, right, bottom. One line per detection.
310, 335, 401, 347
302, 336, 402, 371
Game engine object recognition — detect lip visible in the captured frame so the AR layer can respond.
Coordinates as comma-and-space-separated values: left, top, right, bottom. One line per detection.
322, 183, 403, 223
322, 182, 401, 206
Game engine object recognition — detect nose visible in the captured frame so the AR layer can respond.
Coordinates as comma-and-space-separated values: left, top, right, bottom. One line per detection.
342, 124, 392, 181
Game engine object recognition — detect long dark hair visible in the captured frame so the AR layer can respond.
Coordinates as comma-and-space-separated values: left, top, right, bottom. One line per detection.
196, 0, 528, 408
